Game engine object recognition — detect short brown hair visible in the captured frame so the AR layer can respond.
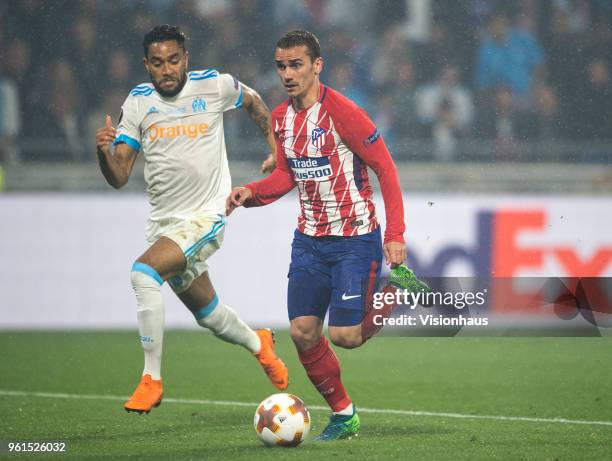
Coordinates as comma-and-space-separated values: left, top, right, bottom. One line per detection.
276, 30, 321, 61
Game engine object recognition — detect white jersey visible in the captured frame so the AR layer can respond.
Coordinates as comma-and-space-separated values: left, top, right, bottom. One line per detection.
115, 69, 242, 224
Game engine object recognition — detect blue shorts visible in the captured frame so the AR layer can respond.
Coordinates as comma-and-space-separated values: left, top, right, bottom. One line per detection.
287, 228, 383, 327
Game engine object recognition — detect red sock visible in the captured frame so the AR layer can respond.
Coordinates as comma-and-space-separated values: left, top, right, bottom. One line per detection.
298, 336, 351, 412
361, 284, 398, 342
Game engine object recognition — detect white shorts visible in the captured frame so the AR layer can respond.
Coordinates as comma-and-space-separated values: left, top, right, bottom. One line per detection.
146, 213, 225, 293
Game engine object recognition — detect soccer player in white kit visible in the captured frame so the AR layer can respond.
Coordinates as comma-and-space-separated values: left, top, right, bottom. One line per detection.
95, 25, 287, 413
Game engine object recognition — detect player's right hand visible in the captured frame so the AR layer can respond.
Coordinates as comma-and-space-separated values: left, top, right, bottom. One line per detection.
260, 152, 276, 174
225, 186, 253, 216
96, 114, 116, 156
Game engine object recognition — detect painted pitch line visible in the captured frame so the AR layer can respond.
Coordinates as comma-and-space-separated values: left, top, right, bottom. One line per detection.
2, 389, 612, 428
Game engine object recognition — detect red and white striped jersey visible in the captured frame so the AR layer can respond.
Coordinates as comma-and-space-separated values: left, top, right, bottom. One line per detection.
245, 84, 405, 244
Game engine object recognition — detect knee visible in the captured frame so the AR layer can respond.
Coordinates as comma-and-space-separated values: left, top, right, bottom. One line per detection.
329, 329, 363, 349
290, 322, 321, 351
131, 262, 164, 288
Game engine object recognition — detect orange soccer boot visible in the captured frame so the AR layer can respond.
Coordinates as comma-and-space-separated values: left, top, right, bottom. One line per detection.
254, 329, 289, 390
124, 374, 163, 414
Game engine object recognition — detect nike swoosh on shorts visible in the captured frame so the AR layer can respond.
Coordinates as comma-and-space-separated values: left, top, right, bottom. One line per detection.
341, 293, 361, 301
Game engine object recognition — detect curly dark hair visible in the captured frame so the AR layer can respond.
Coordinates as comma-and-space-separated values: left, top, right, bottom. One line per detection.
142, 25, 187, 57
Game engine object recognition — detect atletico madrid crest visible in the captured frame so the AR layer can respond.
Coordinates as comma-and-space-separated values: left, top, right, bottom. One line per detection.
311, 127, 326, 150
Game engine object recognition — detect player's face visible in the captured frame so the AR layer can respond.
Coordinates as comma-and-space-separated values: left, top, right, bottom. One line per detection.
144, 40, 189, 97
274, 45, 322, 99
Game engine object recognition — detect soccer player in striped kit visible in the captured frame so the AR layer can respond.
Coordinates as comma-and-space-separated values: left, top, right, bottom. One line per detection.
227, 30, 425, 440
95, 25, 288, 414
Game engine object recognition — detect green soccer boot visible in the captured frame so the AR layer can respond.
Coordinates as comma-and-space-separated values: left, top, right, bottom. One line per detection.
314, 408, 360, 441
389, 263, 431, 293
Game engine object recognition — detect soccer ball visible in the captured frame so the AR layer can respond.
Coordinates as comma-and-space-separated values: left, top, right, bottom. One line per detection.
254, 393, 311, 447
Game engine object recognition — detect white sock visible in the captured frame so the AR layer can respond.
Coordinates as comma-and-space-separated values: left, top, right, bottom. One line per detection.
194, 295, 261, 353
334, 403, 354, 416
131, 263, 165, 381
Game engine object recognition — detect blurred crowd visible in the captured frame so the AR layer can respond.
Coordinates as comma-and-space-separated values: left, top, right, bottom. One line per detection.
1, 0, 611, 163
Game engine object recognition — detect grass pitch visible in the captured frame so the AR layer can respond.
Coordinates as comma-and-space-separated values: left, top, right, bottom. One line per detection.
0, 331, 611, 460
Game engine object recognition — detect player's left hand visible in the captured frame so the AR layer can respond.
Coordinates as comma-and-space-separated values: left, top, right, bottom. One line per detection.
225, 186, 253, 216
261, 153, 276, 174
383, 241, 406, 267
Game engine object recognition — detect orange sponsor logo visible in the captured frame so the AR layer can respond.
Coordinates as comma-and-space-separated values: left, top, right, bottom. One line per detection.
148, 123, 209, 141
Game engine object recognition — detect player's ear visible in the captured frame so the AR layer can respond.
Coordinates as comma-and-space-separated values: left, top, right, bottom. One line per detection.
143, 57, 150, 74
314, 57, 323, 76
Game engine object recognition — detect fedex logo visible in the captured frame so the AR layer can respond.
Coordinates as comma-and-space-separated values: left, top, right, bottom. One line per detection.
406, 210, 612, 314
407, 210, 612, 277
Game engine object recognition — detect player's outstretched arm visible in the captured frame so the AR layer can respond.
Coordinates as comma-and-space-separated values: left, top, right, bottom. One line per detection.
225, 123, 295, 216
95, 115, 138, 189
327, 96, 406, 264
239, 83, 276, 174
225, 164, 295, 215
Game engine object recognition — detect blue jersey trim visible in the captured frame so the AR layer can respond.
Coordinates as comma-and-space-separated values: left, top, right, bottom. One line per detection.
184, 216, 225, 258
131, 262, 164, 286
113, 134, 141, 152
190, 74, 218, 81
190, 69, 216, 77
193, 294, 219, 320
189, 69, 219, 81
320, 85, 327, 104
234, 88, 243, 108
353, 154, 365, 191
130, 84, 155, 96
